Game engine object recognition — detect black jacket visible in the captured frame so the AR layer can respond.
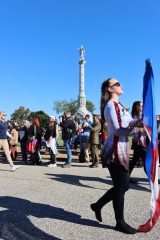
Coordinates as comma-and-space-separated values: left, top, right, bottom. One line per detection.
44, 123, 57, 141
28, 125, 42, 143
18, 126, 28, 143
60, 118, 76, 140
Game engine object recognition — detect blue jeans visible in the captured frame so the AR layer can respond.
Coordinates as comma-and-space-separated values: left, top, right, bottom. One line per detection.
64, 139, 72, 165
73, 135, 80, 149
80, 132, 90, 150
20, 142, 27, 162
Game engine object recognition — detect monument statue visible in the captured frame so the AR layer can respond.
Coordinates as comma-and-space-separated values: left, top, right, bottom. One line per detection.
79, 46, 85, 60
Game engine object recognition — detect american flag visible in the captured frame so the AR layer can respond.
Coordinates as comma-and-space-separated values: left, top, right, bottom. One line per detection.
138, 60, 160, 232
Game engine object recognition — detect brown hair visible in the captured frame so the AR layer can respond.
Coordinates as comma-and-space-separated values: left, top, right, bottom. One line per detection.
32, 117, 40, 127
49, 121, 55, 128
131, 101, 142, 118
100, 78, 113, 122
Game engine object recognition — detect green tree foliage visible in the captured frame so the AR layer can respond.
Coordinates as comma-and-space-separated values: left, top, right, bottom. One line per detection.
86, 100, 95, 114
11, 106, 31, 125
53, 99, 95, 116
27, 110, 49, 129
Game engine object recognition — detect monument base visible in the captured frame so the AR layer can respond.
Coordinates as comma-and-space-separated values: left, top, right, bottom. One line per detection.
75, 107, 92, 120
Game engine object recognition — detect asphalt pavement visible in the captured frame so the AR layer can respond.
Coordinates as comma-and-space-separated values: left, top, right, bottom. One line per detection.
0, 151, 159, 240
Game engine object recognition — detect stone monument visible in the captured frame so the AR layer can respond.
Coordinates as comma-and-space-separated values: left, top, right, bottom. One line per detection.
75, 45, 91, 119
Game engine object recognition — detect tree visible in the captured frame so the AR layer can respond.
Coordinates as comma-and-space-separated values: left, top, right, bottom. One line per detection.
86, 100, 95, 114
11, 106, 31, 125
27, 110, 49, 129
53, 99, 95, 116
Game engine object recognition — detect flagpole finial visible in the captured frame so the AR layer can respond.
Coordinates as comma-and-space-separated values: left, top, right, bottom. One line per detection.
145, 59, 152, 65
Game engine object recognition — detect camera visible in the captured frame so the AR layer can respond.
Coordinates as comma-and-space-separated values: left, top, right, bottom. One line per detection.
59, 115, 65, 122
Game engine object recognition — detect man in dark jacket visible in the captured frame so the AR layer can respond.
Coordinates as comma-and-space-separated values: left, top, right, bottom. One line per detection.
59, 111, 76, 168
88, 114, 101, 168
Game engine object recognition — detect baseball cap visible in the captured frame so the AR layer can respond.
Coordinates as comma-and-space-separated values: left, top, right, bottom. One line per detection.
49, 115, 56, 121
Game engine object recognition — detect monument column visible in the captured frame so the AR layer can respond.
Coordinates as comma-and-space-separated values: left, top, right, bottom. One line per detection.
78, 46, 86, 108
76, 45, 90, 118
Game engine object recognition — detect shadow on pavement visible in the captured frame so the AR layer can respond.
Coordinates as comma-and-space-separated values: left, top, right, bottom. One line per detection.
0, 197, 61, 240
46, 173, 109, 190
0, 196, 114, 240
45, 173, 150, 192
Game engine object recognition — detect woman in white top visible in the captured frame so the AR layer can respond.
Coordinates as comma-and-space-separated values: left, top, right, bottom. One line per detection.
90, 78, 139, 234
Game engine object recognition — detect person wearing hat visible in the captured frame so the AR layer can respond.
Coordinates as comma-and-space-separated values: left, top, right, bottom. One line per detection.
44, 116, 58, 167
87, 114, 101, 167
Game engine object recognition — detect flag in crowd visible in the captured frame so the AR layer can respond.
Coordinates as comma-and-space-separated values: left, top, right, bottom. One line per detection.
138, 59, 160, 232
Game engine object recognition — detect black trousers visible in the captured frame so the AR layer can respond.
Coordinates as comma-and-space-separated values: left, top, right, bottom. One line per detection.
50, 149, 56, 164
130, 145, 147, 174
95, 163, 130, 222
30, 150, 40, 165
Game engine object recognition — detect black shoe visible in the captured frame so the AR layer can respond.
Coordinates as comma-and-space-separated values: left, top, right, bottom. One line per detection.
37, 161, 42, 166
89, 164, 99, 168
115, 221, 137, 234
90, 203, 102, 222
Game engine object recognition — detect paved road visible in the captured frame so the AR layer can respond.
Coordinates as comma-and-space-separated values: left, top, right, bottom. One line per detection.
0, 151, 159, 240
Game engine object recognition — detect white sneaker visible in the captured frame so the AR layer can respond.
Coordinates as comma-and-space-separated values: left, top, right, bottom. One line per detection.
11, 165, 21, 172
47, 163, 57, 168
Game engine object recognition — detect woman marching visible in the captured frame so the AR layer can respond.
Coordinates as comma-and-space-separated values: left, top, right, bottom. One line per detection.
90, 78, 140, 234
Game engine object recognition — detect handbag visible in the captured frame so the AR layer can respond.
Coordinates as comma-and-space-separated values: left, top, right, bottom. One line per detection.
26, 139, 37, 153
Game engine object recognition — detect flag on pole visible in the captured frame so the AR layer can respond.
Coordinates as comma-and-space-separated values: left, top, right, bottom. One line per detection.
138, 59, 160, 232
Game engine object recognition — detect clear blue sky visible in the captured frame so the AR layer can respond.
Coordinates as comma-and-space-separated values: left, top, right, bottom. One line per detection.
0, 0, 159, 119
